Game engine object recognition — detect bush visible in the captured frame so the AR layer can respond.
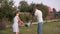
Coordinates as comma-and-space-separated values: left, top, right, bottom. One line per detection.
0, 20, 6, 30
20, 13, 33, 23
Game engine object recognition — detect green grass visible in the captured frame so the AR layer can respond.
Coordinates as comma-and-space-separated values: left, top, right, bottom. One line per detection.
0, 20, 60, 34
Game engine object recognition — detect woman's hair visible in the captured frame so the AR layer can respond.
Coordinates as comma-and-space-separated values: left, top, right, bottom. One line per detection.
15, 11, 19, 16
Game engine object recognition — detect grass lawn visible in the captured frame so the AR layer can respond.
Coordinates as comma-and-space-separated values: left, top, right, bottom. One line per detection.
0, 20, 60, 34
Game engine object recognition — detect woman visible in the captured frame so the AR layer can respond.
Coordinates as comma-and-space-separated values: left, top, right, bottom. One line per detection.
12, 11, 24, 34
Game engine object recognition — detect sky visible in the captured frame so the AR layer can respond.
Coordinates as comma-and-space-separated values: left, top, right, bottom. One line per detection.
13, 0, 60, 11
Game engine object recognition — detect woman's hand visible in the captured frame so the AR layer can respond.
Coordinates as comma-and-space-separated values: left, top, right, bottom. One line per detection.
18, 17, 25, 26
18, 20, 25, 26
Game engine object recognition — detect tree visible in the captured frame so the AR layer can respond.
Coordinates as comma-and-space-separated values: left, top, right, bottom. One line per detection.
0, 0, 17, 30
0, 0, 17, 20
18, 1, 29, 12
18, 1, 48, 19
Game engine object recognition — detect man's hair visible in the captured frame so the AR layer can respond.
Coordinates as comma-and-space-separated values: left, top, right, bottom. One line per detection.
33, 5, 38, 10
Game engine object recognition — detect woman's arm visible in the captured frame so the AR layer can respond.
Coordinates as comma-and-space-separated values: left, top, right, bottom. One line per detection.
18, 17, 24, 25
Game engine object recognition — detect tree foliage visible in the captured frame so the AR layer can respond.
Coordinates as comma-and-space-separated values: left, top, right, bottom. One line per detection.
18, 1, 29, 12
18, 1, 48, 18
0, 0, 48, 21
0, 0, 16, 21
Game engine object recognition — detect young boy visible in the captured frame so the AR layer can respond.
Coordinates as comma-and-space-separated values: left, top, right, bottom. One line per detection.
19, 20, 32, 27
25, 20, 32, 27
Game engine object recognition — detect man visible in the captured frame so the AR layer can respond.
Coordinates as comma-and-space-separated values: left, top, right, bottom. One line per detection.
33, 6, 43, 34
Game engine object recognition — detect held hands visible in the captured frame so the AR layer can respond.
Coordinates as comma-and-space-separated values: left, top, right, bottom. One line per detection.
20, 22, 25, 26
18, 20, 25, 26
